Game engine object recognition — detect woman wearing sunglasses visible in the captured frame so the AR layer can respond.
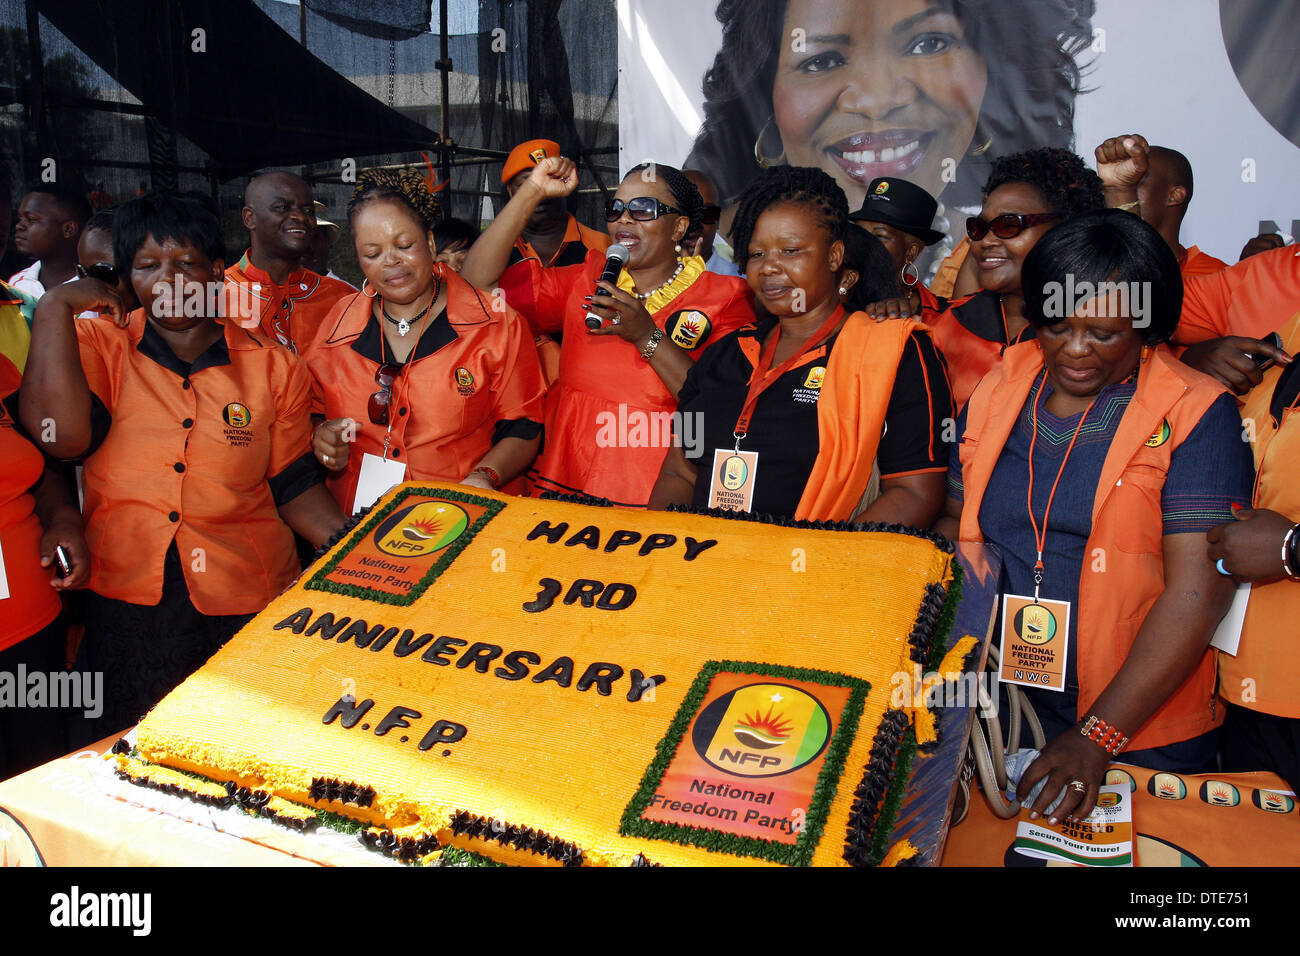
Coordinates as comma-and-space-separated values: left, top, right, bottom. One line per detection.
928, 148, 1104, 408
461, 157, 754, 506
303, 169, 546, 514
937, 210, 1252, 824
21, 192, 346, 741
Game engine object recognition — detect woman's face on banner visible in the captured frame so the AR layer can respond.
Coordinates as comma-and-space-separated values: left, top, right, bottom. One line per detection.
772, 0, 987, 209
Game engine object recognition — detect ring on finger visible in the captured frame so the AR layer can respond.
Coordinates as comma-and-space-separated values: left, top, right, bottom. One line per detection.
1215, 558, 1231, 576
612, 316, 621, 325
1068, 779, 1087, 793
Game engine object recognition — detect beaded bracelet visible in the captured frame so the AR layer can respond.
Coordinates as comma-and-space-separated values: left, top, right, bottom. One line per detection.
1080, 715, 1129, 756
467, 465, 501, 489
1283, 524, 1300, 581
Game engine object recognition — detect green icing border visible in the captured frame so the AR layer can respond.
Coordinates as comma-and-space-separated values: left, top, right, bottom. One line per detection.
619, 659, 870, 867
303, 486, 505, 606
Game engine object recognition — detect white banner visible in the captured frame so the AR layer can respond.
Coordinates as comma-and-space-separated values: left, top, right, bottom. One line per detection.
617, 0, 1300, 266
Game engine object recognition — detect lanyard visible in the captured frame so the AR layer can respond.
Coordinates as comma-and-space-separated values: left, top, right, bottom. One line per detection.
377, 300, 431, 459
1026, 369, 1097, 601
733, 306, 845, 448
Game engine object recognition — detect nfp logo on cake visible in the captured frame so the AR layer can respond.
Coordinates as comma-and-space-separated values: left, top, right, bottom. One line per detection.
626, 666, 866, 861
693, 683, 832, 777
306, 489, 504, 605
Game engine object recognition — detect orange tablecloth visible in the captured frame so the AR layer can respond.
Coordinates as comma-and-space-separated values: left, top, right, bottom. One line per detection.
942, 764, 1300, 866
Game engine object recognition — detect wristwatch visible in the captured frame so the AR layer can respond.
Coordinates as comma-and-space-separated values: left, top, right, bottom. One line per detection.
640, 327, 664, 362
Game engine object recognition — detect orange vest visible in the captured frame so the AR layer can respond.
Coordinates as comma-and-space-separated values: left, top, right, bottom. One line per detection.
1219, 310, 1300, 718
796, 314, 926, 521
926, 290, 1019, 410
958, 341, 1228, 750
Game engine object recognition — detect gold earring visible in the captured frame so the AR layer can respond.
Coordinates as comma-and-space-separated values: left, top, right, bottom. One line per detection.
754, 115, 786, 168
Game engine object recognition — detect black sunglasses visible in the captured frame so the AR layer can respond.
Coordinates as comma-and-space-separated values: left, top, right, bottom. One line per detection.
76, 262, 118, 284
605, 197, 682, 222
966, 212, 1062, 241
368, 362, 400, 426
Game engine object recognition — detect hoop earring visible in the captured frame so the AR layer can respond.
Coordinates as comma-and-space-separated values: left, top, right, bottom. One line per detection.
754, 115, 786, 168
969, 133, 993, 156
361, 278, 377, 298
901, 261, 920, 287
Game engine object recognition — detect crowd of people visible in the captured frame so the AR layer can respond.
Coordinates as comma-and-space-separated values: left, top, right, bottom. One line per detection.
0, 126, 1296, 835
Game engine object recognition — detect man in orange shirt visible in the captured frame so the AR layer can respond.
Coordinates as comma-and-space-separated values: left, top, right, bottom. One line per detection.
1173, 244, 1297, 394
225, 172, 354, 353
501, 139, 610, 269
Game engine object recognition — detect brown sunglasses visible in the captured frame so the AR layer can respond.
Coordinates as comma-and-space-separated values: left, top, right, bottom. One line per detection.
368, 362, 400, 425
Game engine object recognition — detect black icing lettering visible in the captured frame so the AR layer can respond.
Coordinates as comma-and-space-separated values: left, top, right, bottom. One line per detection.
603, 529, 642, 553
339, 620, 383, 648
374, 705, 421, 736
456, 642, 503, 673
305, 612, 352, 640
394, 631, 435, 657
322, 695, 374, 728
526, 520, 569, 544
422, 635, 468, 666
683, 537, 718, 561
355, 626, 396, 650
369, 626, 400, 653
418, 720, 467, 750
564, 579, 603, 607
274, 608, 313, 633
626, 670, 667, 702
494, 650, 541, 681
564, 526, 601, 550
576, 662, 624, 696
637, 533, 677, 557
523, 577, 562, 613
596, 582, 636, 610
531, 656, 574, 688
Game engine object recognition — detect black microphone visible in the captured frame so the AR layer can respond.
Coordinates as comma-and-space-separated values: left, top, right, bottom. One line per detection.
584, 243, 629, 329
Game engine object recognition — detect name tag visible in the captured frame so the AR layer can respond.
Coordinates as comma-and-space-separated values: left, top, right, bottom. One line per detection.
998, 594, 1071, 692
707, 449, 759, 513
352, 453, 407, 515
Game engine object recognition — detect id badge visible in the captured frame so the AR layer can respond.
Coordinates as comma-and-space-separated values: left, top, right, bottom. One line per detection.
998, 594, 1071, 692
352, 452, 407, 514
708, 448, 759, 513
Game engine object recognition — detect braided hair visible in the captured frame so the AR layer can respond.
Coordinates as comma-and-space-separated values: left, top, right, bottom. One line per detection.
348, 168, 441, 230
624, 162, 705, 232
983, 147, 1104, 219
728, 165, 848, 266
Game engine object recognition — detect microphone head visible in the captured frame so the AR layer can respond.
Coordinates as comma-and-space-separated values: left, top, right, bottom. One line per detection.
606, 243, 630, 265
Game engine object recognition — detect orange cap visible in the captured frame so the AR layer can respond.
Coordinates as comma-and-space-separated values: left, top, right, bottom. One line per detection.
502, 139, 561, 185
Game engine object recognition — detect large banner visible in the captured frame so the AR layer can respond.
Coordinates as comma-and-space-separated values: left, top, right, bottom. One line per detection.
617, 0, 1300, 267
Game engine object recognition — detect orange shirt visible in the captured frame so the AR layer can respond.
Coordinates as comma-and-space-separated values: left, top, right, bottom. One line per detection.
225, 252, 356, 354
1220, 309, 1300, 717
75, 312, 319, 615
925, 289, 1033, 410
509, 214, 611, 269
0, 362, 61, 652
1176, 244, 1300, 345
301, 269, 547, 512
1180, 244, 1228, 278
499, 251, 755, 505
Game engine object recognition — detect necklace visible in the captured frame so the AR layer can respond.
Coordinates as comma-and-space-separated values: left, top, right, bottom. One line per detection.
382, 275, 441, 336
632, 259, 685, 301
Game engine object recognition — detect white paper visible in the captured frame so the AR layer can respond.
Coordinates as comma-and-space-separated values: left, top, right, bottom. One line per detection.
351, 453, 407, 515
1013, 784, 1133, 867
1210, 583, 1252, 657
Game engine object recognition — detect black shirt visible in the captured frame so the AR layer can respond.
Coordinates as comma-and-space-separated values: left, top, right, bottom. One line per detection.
676, 316, 953, 517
